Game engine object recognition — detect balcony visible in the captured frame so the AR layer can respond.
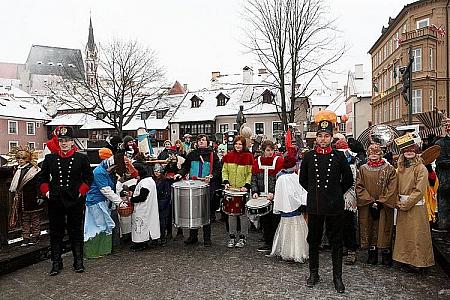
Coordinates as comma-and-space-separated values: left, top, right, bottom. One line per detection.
400, 26, 438, 44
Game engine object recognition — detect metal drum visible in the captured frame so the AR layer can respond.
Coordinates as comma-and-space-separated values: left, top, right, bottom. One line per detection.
172, 180, 210, 229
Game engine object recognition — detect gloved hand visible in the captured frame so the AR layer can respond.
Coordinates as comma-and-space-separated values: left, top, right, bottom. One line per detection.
369, 201, 383, 220
36, 198, 45, 206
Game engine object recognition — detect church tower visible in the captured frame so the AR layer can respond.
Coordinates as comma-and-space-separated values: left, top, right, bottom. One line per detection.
85, 16, 98, 87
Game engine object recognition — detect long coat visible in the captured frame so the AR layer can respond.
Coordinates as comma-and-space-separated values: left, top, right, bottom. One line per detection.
356, 162, 397, 249
435, 136, 450, 229
299, 149, 353, 215
393, 155, 434, 268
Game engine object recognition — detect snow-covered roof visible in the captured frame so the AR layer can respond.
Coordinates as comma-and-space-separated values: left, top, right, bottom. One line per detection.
325, 91, 346, 116
80, 119, 115, 130
0, 98, 50, 120
123, 118, 168, 130
47, 113, 94, 126
309, 93, 335, 107
0, 86, 35, 101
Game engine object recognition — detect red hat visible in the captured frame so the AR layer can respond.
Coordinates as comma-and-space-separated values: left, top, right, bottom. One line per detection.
283, 156, 297, 169
335, 140, 349, 150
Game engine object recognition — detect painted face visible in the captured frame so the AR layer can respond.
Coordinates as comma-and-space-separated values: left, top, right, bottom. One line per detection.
316, 132, 332, 148
197, 137, 208, 148
445, 119, 450, 133
234, 140, 243, 152
58, 138, 74, 152
164, 142, 171, 149
402, 145, 417, 159
263, 146, 274, 158
16, 152, 29, 166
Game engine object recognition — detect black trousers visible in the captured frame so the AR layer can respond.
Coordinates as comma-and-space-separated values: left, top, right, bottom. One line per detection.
342, 210, 358, 251
189, 225, 211, 240
260, 211, 281, 245
307, 214, 344, 271
48, 199, 84, 260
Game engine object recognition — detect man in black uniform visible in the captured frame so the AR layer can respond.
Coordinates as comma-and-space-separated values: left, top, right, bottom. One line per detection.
39, 126, 93, 276
299, 115, 353, 293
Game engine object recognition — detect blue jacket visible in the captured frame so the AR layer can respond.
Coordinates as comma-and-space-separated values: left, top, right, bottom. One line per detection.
86, 160, 117, 206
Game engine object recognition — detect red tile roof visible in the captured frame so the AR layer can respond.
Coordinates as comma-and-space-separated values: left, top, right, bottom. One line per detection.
168, 81, 185, 95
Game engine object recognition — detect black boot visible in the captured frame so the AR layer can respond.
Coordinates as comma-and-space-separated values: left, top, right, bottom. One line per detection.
185, 229, 199, 245
306, 246, 320, 287
367, 246, 378, 265
381, 249, 393, 267
332, 246, 345, 293
49, 241, 63, 276
72, 242, 85, 273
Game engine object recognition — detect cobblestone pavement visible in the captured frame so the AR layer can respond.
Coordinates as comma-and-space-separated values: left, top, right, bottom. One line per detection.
0, 221, 449, 300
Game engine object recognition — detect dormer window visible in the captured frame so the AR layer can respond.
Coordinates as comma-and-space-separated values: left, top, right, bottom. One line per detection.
140, 111, 151, 120
156, 109, 168, 119
191, 95, 203, 108
262, 89, 275, 104
216, 93, 230, 106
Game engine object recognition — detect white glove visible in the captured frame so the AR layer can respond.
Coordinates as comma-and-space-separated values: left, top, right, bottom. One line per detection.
45, 192, 50, 199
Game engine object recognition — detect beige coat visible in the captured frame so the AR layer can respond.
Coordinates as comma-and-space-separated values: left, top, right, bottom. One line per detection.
356, 162, 398, 249
393, 155, 434, 267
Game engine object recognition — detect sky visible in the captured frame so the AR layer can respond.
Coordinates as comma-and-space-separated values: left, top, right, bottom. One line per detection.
1, 0, 410, 91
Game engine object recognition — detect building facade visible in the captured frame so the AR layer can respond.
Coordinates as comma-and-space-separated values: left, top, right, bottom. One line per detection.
369, 0, 449, 127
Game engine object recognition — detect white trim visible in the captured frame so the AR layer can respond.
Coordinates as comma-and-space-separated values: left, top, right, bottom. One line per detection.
27, 142, 36, 149
254, 122, 265, 135
8, 141, 19, 152
8, 120, 18, 135
416, 18, 429, 29
26, 121, 36, 135
218, 123, 229, 133
42, 142, 47, 150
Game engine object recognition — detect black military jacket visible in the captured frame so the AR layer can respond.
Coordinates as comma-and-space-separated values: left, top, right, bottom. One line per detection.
299, 149, 353, 215
39, 152, 93, 207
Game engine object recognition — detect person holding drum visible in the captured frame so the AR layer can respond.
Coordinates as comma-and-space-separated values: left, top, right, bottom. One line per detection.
174, 134, 222, 247
222, 135, 254, 248
299, 111, 353, 293
251, 140, 284, 252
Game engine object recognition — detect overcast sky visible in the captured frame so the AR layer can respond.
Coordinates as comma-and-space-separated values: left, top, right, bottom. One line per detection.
1, 0, 409, 90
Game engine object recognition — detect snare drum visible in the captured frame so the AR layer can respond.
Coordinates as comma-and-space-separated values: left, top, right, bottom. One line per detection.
222, 189, 248, 216
246, 197, 273, 217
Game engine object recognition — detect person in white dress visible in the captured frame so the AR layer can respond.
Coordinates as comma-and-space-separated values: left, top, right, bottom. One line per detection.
129, 162, 160, 251
270, 156, 308, 263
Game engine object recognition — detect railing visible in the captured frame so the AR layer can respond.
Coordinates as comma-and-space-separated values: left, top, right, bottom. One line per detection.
401, 26, 438, 43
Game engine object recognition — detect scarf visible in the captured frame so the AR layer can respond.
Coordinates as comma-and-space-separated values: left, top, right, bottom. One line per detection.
367, 159, 385, 168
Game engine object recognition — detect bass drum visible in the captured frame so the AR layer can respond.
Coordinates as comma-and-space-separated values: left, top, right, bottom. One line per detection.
172, 180, 210, 229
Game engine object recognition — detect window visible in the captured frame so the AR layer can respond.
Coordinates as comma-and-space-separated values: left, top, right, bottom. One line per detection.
429, 48, 434, 70
9, 141, 18, 151
156, 110, 167, 119
412, 48, 421, 72
42, 142, 47, 150
255, 122, 265, 135
233, 123, 238, 131
395, 96, 400, 119
272, 121, 283, 136
383, 102, 388, 122
262, 90, 274, 104
412, 89, 422, 114
216, 93, 229, 106
339, 123, 346, 132
375, 106, 379, 124
429, 88, 435, 110
28, 142, 36, 149
416, 18, 429, 29
26, 122, 36, 135
191, 95, 202, 108
395, 32, 399, 49
219, 124, 229, 133
402, 23, 407, 33
8, 120, 18, 134
389, 100, 393, 120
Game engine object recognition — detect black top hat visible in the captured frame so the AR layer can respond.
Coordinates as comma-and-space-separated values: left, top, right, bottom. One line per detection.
317, 120, 333, 135
57, 126, 74, 139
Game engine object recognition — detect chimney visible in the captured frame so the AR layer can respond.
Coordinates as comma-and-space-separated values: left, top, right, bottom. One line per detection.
211, 71, 220, 81
354, 64, 364, 79
243, 66, 253, 84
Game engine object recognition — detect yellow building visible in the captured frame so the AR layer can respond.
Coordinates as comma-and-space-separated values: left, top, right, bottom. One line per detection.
369, 0, 449, 127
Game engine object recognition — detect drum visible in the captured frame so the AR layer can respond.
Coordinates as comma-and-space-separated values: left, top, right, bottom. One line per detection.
246, 197, 273, 217
222, 189, 248, 216
172, 180, 210, 229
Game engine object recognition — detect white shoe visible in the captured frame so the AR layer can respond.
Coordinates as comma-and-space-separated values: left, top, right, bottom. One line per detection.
235, 238, 246, 248
227, 238, 236, 248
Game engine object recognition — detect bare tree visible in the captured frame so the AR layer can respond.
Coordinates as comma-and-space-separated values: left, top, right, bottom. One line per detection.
244, 0, 345, 129
52, 39, 165, 135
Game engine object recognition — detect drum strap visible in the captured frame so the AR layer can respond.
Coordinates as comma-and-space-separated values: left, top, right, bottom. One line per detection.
257, 156, 279, 195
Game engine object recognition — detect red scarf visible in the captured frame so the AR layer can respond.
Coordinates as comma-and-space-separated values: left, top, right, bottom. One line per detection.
367, 159, 385, 168
315, 146, 333, 155
58, 147, 76, 158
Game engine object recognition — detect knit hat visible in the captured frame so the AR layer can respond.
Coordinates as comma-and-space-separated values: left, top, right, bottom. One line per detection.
122, 135, 134, 145
98, 148, 113, 160
283, 156, 297, 169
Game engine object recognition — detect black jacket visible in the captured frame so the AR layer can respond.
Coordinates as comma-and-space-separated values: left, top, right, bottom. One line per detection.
178, 147, 221, 184
39, 152, 93, 208
299, 149, 353, 215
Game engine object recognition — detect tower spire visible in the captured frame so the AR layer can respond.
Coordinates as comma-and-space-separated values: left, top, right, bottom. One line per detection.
87, 16, 96, 52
